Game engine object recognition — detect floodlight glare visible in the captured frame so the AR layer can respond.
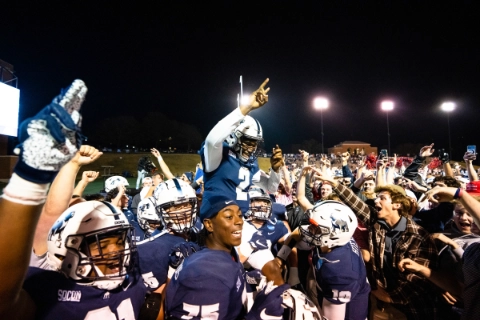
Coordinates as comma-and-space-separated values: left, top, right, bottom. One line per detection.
314, 97, 329, 110
381, 101, 394, 111
441, 102, 456, 112
241, 94, 250, 106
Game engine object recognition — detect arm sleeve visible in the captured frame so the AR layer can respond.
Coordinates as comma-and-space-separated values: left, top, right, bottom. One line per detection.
414, 202, 454, 225
321, 298, 346, 320
204, 108, 245, 173
304, 173, 314, 204
403, 155, 424, 180
254, 170, 281, 194
388, 235, 438, 304
333, 183, 372, 226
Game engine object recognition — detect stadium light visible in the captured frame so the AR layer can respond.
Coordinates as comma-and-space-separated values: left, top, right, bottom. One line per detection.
313, 97, 329, 153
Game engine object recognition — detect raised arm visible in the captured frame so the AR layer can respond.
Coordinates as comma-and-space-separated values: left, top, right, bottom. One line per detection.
204, 78, 270, 173
385, 156, 396, 185
404, 144, 434, 180
464, 151, 479, 181
297, 166, 314, 211
257, 144, 283, 193
72, 170, 100, 198
151, 148, 175, 180
375, 159, 386, 187
0, 79, 86, 319
427, 186, 480, 228
281, 164, 293, 195
33, 146, 102, 256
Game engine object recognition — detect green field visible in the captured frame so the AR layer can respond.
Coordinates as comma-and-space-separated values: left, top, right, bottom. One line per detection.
0, 153, 273, 195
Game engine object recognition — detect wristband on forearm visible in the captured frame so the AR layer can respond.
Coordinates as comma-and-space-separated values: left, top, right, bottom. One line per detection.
276, 245, 292, 262
276, 238, 297, 262
454, 188, 463, 199
1, 173, 49, 205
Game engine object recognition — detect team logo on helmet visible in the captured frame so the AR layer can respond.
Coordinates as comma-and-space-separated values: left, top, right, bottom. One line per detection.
300, 200, 357, 248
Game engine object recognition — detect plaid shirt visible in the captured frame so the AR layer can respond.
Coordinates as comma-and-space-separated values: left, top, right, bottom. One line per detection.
334, 184, 439, 316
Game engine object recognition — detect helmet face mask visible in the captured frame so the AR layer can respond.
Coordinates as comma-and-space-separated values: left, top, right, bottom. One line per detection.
74, 227, 132, 283
238, 137, 262, 163
47, 201, 135, 290
137, 197, 161, 233
299, 201, 357, 249
158, 200, 196, 234
246, 187, 272, 220
154, 179, 198, 235
227, 115, 264, 163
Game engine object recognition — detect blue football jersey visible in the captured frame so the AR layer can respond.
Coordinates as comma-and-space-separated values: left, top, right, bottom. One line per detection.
247, 218, 288, 255
166, 248, 246, 320
23, 267, 148, 320
312, 238, 370, 320
200, 142, 259, 215
131, 223, 163, 242
136, 231, 186, 290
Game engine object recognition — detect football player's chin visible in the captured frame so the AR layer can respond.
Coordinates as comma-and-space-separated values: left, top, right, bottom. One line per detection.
231, 230, 242, 246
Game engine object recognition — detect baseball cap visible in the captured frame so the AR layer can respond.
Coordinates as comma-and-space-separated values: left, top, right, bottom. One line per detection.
466, 180, 480, 196
200, 195, 239, 222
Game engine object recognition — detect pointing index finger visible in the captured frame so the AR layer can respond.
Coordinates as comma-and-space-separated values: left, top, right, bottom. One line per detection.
258, 78, 269, 90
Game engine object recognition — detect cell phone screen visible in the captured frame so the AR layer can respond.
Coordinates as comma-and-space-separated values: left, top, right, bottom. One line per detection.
467, 145, 476, 154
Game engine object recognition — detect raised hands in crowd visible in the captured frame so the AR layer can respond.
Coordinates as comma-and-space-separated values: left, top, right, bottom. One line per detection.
2, 76, 480, 320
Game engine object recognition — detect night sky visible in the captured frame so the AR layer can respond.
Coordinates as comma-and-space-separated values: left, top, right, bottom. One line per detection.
1, 1, 479, 158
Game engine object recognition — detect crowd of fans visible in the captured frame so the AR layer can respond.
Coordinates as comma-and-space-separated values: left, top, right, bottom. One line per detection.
1, 78, 479, 320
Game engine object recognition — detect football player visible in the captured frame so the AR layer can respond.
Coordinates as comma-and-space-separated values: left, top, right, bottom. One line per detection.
29, 201, 149, 319
154, 178, 199, 241
104, 176, 137, 226
245, 186, 289, 250
0, 79, 154, 319
199, 78, 284, 216
166, 194, 290, 319
135, 196, 163, 240
276, 167, 370, 320
135, 178, 199, 319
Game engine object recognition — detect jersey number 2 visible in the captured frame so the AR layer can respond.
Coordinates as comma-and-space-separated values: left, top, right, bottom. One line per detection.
236, 168, 250, 201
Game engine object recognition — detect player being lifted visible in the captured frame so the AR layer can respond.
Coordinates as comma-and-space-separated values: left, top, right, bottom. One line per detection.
200, 78, 284, 216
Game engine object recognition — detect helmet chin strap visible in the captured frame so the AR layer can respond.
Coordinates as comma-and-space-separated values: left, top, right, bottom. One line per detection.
78, 264, 126, 290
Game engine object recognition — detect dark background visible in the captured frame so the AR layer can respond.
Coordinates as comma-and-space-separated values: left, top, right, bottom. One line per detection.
1, 1, 479, 159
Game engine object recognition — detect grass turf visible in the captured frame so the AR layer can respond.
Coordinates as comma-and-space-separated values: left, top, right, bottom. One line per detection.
0, 153, 273, 195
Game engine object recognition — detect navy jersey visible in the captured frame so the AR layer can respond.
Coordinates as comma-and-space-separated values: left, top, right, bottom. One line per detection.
166, 248, 246, 320
136, 231, 186, 290
312, 238, 370, 320
247, 218, 288, 255
271, 202, 287, 221
23, 267, 147, 320
200, 142, 259, 215
131, 223, 163, 242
